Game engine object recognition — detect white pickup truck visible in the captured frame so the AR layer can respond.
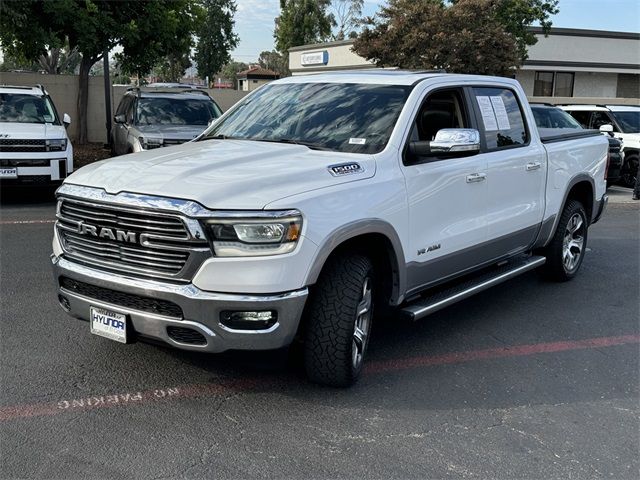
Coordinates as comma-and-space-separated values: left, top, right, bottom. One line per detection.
52, 71, 608, 386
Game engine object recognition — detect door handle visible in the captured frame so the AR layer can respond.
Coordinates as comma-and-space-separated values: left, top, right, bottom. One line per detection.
466, 173, 487, 183
526, 162, 542, 171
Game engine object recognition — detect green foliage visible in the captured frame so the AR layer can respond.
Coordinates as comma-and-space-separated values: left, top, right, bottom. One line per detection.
275, 0, 334, 53
354, 0, 552, 75
219, 61, 248, 86
331, 0, 363, 40
194, 0, 239, 81
257, 50, 290, 77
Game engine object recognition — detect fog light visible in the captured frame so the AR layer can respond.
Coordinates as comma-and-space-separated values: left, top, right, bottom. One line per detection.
58, 294, 70, 312
220, 310, 277, 330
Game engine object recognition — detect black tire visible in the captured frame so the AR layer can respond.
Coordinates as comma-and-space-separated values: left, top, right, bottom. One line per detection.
620, 154, 638, 189
303, 253, 374, 387
541, 200, 588, 282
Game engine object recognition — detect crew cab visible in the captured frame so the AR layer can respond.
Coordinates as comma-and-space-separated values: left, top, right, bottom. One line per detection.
0, 84, 73, 185
52, 72, 608, 386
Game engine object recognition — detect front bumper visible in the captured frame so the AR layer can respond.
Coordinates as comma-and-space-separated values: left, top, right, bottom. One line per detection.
592, 194, 608, 225
52, 255, 308, 353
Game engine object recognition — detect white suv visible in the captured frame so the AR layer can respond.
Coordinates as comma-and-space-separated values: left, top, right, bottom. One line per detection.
560, 105, 639, 188
0, 84, 73, 185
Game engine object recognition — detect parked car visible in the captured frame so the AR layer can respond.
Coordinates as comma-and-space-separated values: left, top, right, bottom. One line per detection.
531, 103, 624, 184
0, 84, 73, 185
52, 72, 608, 386
110, 88, 222, 156
560, 105, 639, 188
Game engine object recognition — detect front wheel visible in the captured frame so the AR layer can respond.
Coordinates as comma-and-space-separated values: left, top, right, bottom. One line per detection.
620, 154, 638, 189
303, 253, 374, 387
541, 200, 588, 282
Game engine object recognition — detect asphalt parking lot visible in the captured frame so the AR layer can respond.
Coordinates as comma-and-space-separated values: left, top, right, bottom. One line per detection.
1, 186, 638, 479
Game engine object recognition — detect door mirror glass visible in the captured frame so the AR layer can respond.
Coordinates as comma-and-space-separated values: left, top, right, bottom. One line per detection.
430, 128, 480, 154
62, 113, 71, 126
114, 114, 126, 124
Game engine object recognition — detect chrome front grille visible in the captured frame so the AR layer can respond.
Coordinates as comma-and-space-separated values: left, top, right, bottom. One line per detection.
56, 197, 211, 280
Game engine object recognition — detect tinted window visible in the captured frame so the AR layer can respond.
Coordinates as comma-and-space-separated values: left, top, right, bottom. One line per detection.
472, 87, 528, 150
533, 72, 553, 96
203, 83, 412, 154
591, 111, 614, 130
610, 111, 640, 133
566, 110, 591, 128
136, 97, 221, 126
0, 93, 58, 124
531, 106, 582, 129
554, 73, 574, 97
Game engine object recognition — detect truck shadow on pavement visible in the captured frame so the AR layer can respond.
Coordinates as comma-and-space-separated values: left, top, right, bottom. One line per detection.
0, 185, 58, 206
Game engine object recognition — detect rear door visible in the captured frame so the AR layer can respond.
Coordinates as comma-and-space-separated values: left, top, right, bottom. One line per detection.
469, 86, 546, 255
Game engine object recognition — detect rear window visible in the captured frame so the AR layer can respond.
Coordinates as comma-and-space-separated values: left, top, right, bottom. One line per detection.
532, 106, 583, 129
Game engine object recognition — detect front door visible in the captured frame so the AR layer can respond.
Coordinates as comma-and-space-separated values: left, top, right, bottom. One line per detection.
402, 88, 489, 293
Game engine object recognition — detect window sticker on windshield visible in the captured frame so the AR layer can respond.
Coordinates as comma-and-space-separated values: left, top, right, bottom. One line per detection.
476, 96, 498, 131
349, 138, 366, 145
490, 96, 511, 130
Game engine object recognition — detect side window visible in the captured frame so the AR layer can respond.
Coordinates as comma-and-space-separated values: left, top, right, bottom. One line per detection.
409, 89, 468, 143
591, 111, 616, 131
567, 110, 591, 128
472, 87, 528, 150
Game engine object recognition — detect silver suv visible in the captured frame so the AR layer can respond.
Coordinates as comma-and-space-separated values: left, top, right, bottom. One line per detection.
110, 88, 222, 156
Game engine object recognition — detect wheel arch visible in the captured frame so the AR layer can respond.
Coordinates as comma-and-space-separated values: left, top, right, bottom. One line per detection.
305, 220, 407, 306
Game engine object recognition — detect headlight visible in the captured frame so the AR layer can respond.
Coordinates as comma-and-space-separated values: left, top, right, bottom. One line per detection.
139, 136, 163, 150
206, 213, 302, 257
46, 139, 67, 151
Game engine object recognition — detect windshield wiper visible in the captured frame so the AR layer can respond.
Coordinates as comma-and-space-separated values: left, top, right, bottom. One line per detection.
254, 138, 333, 151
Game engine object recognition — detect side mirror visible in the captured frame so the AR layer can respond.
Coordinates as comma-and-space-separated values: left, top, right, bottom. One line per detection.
430, 129, 481, 154
599, 124, 614, 134
114, 114, 126, 124
63, 113, 71, 127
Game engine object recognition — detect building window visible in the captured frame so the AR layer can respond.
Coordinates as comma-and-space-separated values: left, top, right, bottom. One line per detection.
534, 72, 554, 96
252, 80, 258, 83
533, 71, 574, 97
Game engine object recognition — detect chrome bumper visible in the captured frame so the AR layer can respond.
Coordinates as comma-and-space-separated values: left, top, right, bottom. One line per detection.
51, 255, 308, 353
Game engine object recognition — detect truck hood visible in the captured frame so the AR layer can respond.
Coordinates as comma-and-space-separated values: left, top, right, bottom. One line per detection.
64, 139, 375, 210
0, 122, 68, 140
136, 124, 206, 141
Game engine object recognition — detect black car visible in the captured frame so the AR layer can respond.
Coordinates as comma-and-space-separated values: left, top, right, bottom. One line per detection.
531, 104, 624, 185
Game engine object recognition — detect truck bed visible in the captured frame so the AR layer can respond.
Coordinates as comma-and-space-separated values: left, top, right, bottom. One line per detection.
537, 128, 602, 144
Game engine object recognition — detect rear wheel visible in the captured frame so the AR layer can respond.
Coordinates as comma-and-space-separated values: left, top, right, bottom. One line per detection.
620, 154, 638, 189
542, 200, 588, 281
303, 253, 374, 387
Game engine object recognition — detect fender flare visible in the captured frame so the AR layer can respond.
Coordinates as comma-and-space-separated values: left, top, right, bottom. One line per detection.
304, 219, 407, 306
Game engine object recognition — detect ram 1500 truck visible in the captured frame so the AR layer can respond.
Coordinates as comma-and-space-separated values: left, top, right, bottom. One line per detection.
52, 72, 608, 386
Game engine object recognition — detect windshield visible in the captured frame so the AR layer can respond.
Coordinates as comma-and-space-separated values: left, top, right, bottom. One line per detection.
532, 106, 583, 129
135, 97, 221, 126
610, 111, 640, 133
0, 93, 59, 124
202, 82, 412, 153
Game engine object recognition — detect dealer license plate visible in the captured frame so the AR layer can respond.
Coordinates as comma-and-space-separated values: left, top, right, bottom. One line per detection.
90, 306, 127, 343
0, 168, 17, 178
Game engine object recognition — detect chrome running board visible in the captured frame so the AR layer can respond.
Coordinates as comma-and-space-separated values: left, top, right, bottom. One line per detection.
401, 255, 546, 321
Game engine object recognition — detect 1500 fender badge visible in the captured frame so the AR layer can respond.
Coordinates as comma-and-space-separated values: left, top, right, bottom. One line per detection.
328, 162, 363, 176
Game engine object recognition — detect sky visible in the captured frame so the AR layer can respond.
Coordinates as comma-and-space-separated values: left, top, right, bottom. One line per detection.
231, 0, 640, 62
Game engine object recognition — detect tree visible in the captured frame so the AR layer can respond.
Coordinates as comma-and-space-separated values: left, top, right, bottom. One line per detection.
194, 0, 239, 82
354, 0, 527, 76
257, 50, 290, 77
219, 61, 248, 87
0, 0, 200, 144
275, 0, 334, 53
331, 0, 363, 40
38, 43, 81, 74
155, 53, 192, 83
